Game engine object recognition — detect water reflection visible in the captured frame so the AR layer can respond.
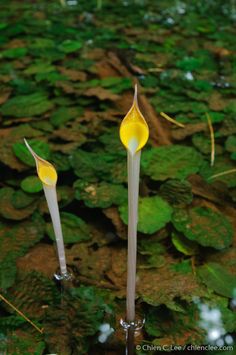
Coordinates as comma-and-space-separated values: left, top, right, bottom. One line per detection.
98, 323, 114, 343
194, 297, 235, 347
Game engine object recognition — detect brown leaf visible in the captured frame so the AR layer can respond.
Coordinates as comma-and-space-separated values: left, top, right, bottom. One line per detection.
172, 122, 207, 140
16, 244, 58, 278
84, 87, 119, 101
58, 66, 87, 82
0, 89, 11, 105
208, 92, 228, 111
137, 266, 207, 306
103, 207, 127, 239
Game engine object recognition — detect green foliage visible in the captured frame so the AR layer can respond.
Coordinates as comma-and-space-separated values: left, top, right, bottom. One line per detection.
0, 214, 44, 289
50, 106, 83, 127
197, 262, 236, 298
58, 39, 82, 53
21, 176, 43, 193
74, 180, 127, 208
159, 179, 193, 206
171, 232, 199, 256
13, 140, 51, 167
0, 187, 38, 220
46, 212, 91, 244
200, 158, 236, 187
1, 92, 54, 117
172, 207, 233, 250
119, 196, 173, 234
142, 145, 203, 181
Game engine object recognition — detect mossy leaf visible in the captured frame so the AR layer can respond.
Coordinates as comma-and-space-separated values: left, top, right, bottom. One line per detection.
172, 207, 233, 250
1, 92, 53, 117
0, 187, 38, 220
197, 262, 236, 298
13, 140, 50, 167
50, 106, 83, 127
74, 180, 127, 208
119, 196, 173, 234
200, 157, 236, 188
171, 232, 199, 256
21, 176, 43, 193
142, 145, 203, 181
58, 40, 82, 53
46, 212, 91, 244
0, 214, 44, 289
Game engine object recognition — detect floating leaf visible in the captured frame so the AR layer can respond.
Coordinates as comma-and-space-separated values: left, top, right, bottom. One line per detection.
225, 135, 236, 153
197, 262, 236, 298
0, 187, 38, 220
171, 232, 199, 256
1, 47, 27, 59
159, 179, 193, 206
11, 190, 36, 209
0, 214, 44, 289
59, 40, 82, 53
142, 145, 203, 181
21, 176, 43, 193
1, 92, 53, 117
119, 196, 173, 234
200, 157, 236, 187
70, 149, 125, 183
74, 180, 127, 208
50, 106, 83, 127
46, 212, 91, 244
13, 140, 50, 167
172, 207, 233, 250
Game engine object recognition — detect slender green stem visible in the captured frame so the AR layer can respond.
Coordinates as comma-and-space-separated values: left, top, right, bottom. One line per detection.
126, 143, 141, 322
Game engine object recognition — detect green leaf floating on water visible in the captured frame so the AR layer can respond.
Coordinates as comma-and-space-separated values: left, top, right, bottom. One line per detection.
50, 106, 83, 127
0, 214, 44, 289
1, 92, 54, 117
21, 176, 43, 193
119, 196, 173, 234
171, 232, 199, 256
70, 149, 126, 183
46, 212, 91, 244
197, 262, 236, 298
200, 157, 236, 188
74, 180, 127, 208
1, 47, 27, 59
13, 139, 50, 167
0, 187, 38, 220
142, 145, 203, 181
58, 39, 82, 53
172, 207, 233, 250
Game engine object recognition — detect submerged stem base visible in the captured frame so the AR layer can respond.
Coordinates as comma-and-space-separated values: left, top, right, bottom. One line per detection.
120, 318, 145, 333
54, 271, 73, 281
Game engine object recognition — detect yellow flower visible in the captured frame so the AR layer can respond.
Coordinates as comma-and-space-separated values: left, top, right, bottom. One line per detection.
119, 85, 149, 154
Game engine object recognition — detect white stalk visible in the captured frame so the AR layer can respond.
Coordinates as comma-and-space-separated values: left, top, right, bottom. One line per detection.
24, 138, 69, 279
126, 139, 141, 323
43, 185, 68, 277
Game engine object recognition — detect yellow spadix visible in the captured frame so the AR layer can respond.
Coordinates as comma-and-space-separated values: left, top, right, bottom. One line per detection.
24, 139, 57, 187
120, 85, 149, 154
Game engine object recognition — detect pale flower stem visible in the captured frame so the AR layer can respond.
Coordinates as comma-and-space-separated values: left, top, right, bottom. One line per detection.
126, 149, 141, 323
43, 185, 67, 276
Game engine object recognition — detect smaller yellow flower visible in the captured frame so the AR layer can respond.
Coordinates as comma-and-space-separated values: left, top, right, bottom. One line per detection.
24, 139, 57, 187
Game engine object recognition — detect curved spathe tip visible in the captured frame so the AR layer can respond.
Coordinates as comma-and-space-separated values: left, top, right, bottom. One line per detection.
24, 138, 58, 187
119, 86, 149, 154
